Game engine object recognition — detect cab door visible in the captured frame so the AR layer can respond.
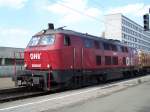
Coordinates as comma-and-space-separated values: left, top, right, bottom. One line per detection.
71, 36, 82, 70
61, 35, 74, 70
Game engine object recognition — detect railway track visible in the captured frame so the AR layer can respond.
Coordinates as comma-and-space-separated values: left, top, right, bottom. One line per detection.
0, 74, 149, 103
0, 87, 46, 103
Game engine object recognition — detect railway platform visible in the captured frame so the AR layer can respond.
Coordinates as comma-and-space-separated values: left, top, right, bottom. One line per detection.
0, 75, 150, 112
0, 77, 15, 90
51, 78, 150, 112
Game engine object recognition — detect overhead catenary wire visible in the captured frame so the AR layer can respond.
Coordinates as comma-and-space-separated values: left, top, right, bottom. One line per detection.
55, 0, 102, 22
49, 0, 121, 30
49, 0, 147, 36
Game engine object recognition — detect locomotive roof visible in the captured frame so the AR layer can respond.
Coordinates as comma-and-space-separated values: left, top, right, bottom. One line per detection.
34, 28, 127, 47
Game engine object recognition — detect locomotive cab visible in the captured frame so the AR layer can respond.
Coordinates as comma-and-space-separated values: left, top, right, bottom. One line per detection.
25, 34, 56, 70
15, 25, 77, 90
15, 24, 58, 89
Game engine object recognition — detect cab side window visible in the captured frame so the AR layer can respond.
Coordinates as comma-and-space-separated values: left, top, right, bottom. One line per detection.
94, 41, 100, 49
64, 35, 71, 46
84, 39, 93, 48
111, 44, 117, 51
103, 42, 110, 50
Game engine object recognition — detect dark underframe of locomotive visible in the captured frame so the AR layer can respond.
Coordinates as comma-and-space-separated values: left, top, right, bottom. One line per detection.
15, 66, 149, 91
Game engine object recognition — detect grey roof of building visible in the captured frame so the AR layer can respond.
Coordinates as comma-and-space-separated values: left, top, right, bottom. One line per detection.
0, 47, 24, 59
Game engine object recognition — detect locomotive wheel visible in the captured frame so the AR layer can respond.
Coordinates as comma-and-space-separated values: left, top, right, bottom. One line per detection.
102, 74, 107, 83
123, 71, 132, 78
133, 70, 139, 76
123, 71, 128, 79
96, 76, 103, 84
66, 77, 77, 89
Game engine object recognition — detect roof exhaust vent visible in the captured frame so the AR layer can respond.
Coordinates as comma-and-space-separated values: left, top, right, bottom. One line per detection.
48, 23, 54, 30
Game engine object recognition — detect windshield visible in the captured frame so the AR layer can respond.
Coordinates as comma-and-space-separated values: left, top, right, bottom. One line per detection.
28, 36, 40, 46
39, 35, 55, 45
28, 35, 55, 46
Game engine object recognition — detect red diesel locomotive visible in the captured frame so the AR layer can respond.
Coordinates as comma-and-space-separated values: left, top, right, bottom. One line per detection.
15, 23, 140, 91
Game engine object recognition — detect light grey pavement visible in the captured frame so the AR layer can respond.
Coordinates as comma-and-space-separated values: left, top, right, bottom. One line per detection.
0, 78, 15, 89
47, 81, 150, 112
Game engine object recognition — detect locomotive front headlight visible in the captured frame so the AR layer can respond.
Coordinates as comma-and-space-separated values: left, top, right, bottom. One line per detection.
24, 63, 27, 68
47, 64, 51, 68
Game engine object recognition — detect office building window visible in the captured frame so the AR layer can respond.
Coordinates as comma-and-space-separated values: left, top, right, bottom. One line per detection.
5, 58, 14, 65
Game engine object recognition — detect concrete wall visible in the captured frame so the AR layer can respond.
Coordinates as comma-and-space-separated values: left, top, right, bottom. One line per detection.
105, 13, 122, 41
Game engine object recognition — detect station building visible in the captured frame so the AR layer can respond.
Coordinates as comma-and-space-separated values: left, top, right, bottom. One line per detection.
0, 47, 24, 77
105, 13, 150, 52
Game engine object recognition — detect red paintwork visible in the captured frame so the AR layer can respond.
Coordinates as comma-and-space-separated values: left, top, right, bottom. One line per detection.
24, 32, 138, 71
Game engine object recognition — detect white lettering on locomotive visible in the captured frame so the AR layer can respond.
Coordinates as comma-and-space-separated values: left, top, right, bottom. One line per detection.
32, 64, 41, 67
113, 52, 117, 55
130, 58, 133, 65
30, 53, 41, 60
126, 57, 130, 66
